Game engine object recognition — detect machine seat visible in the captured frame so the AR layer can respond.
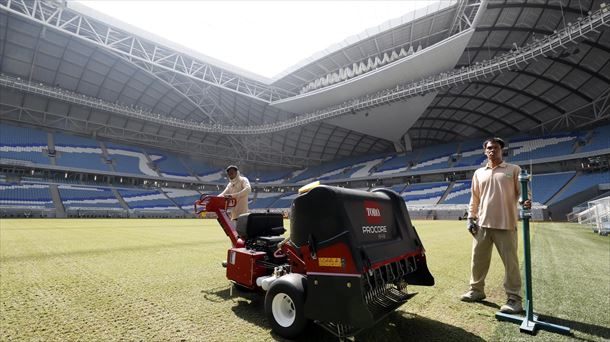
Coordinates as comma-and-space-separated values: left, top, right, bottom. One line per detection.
236, 212, 286, 239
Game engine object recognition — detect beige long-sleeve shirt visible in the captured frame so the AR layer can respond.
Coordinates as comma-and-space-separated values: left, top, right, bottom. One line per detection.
220, 172, 251, 220
468, 162, 522, 230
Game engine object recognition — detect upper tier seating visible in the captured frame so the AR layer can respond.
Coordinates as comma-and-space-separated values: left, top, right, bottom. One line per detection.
530, 171, 575, 205
162, 188, 200, 210
144, 149, 197, 181
453, 139, 486, 167
0, 123, 51, 165
371, 152, 418, 175
58, 185, 122, 210
401, 182, 449, 205
53, 132, 111, 172
442, 180, 472, 204
104, 142, 159, 176
184, 159, 224, 182
579, 125, 610, 153
0, 182, 54, 209
508, 134, 578, 162
410, 143, 457, 172
272, 192, 298, 209
250, 192, 282, 209
288, 154, 388, 183
117, 189, 179, 210
548, 171, 610, 205
251, 170, 293, 184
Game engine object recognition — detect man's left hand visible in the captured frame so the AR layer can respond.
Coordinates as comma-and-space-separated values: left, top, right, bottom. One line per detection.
521, 199, 532, 209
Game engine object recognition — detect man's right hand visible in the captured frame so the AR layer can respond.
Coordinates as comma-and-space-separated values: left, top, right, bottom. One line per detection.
467, 218, 479, 236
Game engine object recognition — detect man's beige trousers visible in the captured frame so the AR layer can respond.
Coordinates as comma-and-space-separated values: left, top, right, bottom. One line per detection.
469, 227, 522, 300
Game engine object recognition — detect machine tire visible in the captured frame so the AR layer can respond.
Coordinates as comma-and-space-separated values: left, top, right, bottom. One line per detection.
264, 274, 307, 339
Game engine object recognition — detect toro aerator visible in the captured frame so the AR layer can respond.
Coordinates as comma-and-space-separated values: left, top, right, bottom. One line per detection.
194, 183, 434, 339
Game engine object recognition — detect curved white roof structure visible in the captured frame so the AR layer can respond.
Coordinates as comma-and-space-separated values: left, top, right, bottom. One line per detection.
1, 0, 609, 168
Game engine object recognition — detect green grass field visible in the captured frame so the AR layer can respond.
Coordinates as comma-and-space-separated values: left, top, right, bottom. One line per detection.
0, 219, 608, 341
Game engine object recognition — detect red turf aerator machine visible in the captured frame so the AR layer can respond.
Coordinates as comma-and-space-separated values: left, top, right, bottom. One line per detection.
194, 184, 434, 339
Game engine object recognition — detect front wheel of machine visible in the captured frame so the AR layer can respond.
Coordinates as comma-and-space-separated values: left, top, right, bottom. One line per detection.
264, 277, 307, 339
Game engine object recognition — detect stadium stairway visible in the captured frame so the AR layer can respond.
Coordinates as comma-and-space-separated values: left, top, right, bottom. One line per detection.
111, 188, 131, 214
47, 132, 57, 166
99, 142, 117, 172
161, 189, 192, 216
438, 182, 455, 204
545, 173, 578, 205
49, 184, 66, 217
142, 150, 163, 177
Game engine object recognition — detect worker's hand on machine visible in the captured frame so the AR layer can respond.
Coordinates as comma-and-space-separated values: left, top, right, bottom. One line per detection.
467, 217, 479, 237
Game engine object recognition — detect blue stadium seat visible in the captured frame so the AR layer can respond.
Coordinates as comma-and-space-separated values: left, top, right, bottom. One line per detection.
548, 171, 610, 205
271, 192, 298, 209
410, 143, 457, 172
144, 148, 196, 180
54, 132, 111, 172
372, 152, 418, 175
508, 133, 578, 162
0, 123, 51, 165
0, 182, 54, 209
58, 185, 122, 210
118, 189, 179, 210
104, 142, 159, 176
530, 171, 575, 204
162, 188, 200, 210
401, 182, 449, 205
250, 192, 282, 209
579, 125, 610, 153
442, 180, 472, 204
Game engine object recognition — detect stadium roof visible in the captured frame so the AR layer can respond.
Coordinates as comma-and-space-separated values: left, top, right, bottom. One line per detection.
1, 0, 609, 169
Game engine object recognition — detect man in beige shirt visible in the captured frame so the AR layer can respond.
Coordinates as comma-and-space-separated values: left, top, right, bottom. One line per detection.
219, 165, 251, 220
460, 137, 531, 314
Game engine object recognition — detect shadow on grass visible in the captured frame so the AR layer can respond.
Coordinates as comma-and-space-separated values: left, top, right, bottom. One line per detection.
475, 300, 501, 310
537, 314, 610, 340
225, 296, 485, 342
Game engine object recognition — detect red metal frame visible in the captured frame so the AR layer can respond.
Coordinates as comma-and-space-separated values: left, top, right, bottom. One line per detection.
194, 195, 244, 248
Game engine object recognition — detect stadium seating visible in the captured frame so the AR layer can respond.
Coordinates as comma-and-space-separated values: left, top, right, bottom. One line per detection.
184, 159, 224, 182
271, 192, 298, 209
288, 154, 387, 183
579, 125, 610, 153
371, 152, 418, 175
548, 171, 610, 205
53, 132, 111, 172
250, 192, 282, 209
0, 182, 55, 209
410, 143, 456, 172
530, 171, 575, 205
401, 182, 449, 205
144, 149, 197, 181
251, 170, 293, 184
508, 133, 578, 162
442, 180, 472, 204
117, 189, 180, 210
0, 123, 51, 165
162, 188, 200, 210
104, 142, 159, 176
58, 185, 123, 210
